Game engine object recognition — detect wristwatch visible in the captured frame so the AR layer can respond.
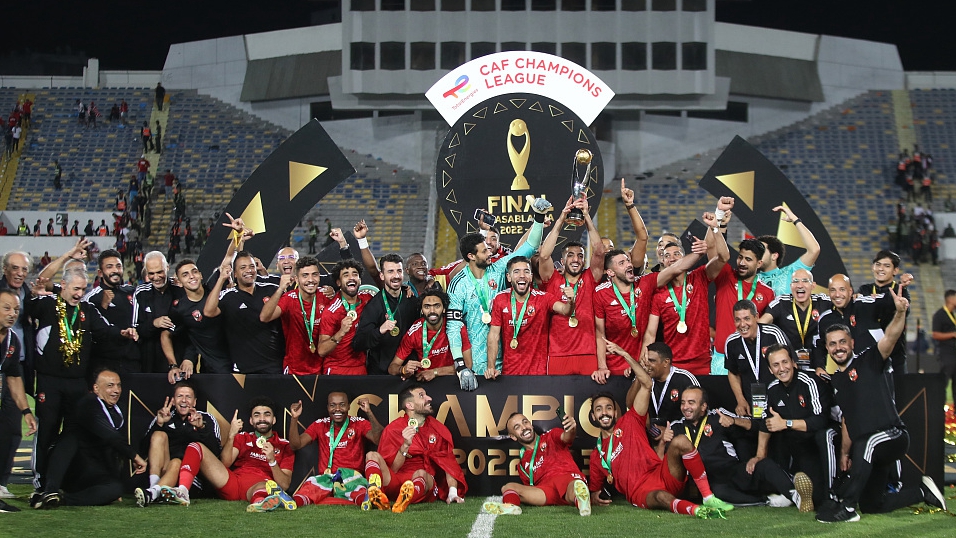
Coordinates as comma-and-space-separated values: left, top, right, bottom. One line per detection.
786, 420, 793, 429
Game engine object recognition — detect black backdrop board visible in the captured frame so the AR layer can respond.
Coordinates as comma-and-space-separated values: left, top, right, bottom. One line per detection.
121, 373, 943, 496
436, 93, 603, 254
196, 119, 356, 276
698, 136, 848, 286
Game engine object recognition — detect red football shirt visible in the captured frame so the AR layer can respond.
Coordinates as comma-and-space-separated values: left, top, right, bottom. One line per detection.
588, 406, 663, 507
543, 270, 597, 357
713, 264, 775, 354
230, 431, 294, 480
518, 428, 582, 486
394, 319, 470, 370
303, 417, 372, 472
491, 289, 560, 375
593, 274, 658, 372
651, 266, 712, 375
318, 290, 375, 374
278, 290, 328, 375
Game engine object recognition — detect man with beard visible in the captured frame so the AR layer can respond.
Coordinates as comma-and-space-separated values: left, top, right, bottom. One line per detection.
204, 250, 282, 374
813, 274, 894, 377
858, 250, 913, 377
756, 205, 821, 296
33, 368, 148, 508
649, 232, 680, 274
134, 381, 221, 506
260, 256, 328, 375
642, 211, 730, 376
482, 411, 590, 516
161, 397, 296, 512
816, 287, 947, 522
287, 393, 385, 509
162, 259, 231, 378
725, 300, 795, 420
644, 342, 699, 435
446, 198, 551, 389
318, 260, 376, 375
759, 268, 832, 371
364, 385, 466, 512
390, 290, 471, 382
0, 289, 36, 509
588, 340, 733, 518
83, 249, 142, 373
403, 253, 444, 297
355, 254, 421, 375
485, 256, 575, 377
537, 197, 605, 376
135, 251, 189, 373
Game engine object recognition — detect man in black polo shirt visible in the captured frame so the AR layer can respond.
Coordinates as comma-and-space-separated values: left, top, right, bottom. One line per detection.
0, 289, 36, 511
725, 300, 795, 418
162, 259, 231, 379
759, 268, 832, 371
203, 250, 282, 374
816, 286, 947, 523
354, 253, 420, 375
931, 289, 956, 401
644, 342, 699, 450
83, 249, 141, 373
135, 251, 188, 373
813, 274, 893, 378
857, 250, 912, 377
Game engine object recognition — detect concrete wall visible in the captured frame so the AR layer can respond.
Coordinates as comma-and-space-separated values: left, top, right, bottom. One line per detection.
906, 72, 956, 90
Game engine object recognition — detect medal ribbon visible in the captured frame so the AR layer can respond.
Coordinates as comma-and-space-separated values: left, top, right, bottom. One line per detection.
422, 323, 443, 362
611, 282, 637, 331
465, 268, 491, 316
340, 293, 357, 316
298, 293, 317, 351
737, 280, 757, 302
792, 300, 812, 347
597, 434, 613, 477
510, 292, 531, 346
64, 303, 80, 344
684, 415, 708, 449
564, 274, 581, 319
518, 435, 541, 486
327, 418, 349, 471
382, 288, 402, 322
666, 283, 688, 326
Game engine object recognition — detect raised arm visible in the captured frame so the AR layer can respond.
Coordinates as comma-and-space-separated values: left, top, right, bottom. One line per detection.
877, 286, 909, 359
774, 205, 820, 267
260, 273, 292, 323
537, 197, 573, 283
620, 179, 648, 270
353, 220, 382, 287
203, 257, 232, 318
605, 338, 651, 415
38, 238, 90, 290
703, 208, 731, 281
359, 398, 384, 445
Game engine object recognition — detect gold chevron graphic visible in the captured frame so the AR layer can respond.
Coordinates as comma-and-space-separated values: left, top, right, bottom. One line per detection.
289, 161, 327, 201
775, 202, 807, 250
715, 170, 755, 209
239, 195, 266, 235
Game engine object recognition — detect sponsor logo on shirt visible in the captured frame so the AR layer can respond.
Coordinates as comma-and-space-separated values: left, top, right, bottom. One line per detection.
240, 303, 248, 309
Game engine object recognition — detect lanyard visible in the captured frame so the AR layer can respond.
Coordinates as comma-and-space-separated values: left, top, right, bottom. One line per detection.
741, 329, 762, 380
518, 435, 541, 486
465, 267, 491, 313
422, 323, 443, 359
298, 293, 317, 350
666, 283, 688, 324
564, 274, 581, 318
872, 281, 895, 296
792, 300, 812, 346
737, 280, 756, 302
611, 282, 637, 330
510, 292, 531, 343
98, 398, 124, 429
382, 289, 402, 321
327, 418, 349, 471
404, 280, 419, 298
651, 367, 674, 416
684, 416, 708, 449
944, 306, 956, 329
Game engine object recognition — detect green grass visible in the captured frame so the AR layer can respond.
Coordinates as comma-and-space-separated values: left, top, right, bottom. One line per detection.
5, 484, 955, 537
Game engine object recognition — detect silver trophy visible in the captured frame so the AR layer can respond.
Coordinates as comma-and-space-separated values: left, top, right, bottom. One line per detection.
567, 149, 591, 227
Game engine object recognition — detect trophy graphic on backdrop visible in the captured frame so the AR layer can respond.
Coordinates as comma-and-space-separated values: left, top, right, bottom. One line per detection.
508, 119, 531, 190
567, 149, 592, 226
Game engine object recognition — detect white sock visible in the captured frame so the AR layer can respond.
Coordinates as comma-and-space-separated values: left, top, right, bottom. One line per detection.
149, 474, 160, 488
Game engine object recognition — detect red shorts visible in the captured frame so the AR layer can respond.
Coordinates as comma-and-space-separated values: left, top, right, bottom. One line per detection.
218, 470, 269, 501
547, 355, 597, 376
383, 470, 436, 503
325, 366, 367, 375
535, 472, 585, 506
630, 462, 686, 509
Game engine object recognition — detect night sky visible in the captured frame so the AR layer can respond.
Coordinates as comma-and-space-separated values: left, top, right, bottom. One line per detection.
1, 0, 953, 72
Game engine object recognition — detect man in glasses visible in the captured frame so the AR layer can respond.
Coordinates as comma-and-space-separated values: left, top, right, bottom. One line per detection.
760, 269, 832, 371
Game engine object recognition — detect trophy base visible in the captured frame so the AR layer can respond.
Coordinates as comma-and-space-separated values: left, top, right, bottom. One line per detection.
566, 210, 586, 227
510, 176, 530, 190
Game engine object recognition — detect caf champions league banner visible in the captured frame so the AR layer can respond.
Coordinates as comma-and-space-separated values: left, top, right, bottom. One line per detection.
121, 374, 943, 495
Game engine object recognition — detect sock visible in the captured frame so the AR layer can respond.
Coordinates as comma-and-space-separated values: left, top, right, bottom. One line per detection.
149, 474, 160, 488
671, 498, 698, 516
365, 460, 382, 486
251, 489, 268, 503
178, 443, 203, 491
148, 484, 162, 498
411, 477, 428, 503
293, 493, 311, 507
503, 489, 521, 506
682, 449, 713, 499
350, 486, 367, 505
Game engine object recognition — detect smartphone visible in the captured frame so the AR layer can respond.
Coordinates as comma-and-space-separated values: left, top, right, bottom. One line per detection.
473, 209, 498, 226
556, 406, 566, 420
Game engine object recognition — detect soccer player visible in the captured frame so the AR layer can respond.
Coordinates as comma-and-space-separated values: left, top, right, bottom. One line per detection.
482, 411, 590, 516
858, 250, 913, 377
288, 393, 384, 509
759, 268, 832, 371
537, 196, 605, 375
644, 342, 699, 425
160, 396, 296, 512
83, 249, 142, 372
756, 205, 821, 296
317, 259, 376, 375
816, 287, 947, 522
260, 256, 328, 375
446, 197, 550, 389
725, 300, 795, 419
588, 340, 733, 519
162, 259, 231, 378
364, 385, 467, 513
390, 289, 471, 382
135, 381, 221, 506
354, 253, 422, 374
485, 256, 575, 377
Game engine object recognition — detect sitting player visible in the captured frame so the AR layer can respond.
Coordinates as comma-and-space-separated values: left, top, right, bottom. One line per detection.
389, 289, 471, 382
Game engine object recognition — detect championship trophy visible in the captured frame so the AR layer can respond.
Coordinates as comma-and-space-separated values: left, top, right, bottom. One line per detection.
567, 149, 591, 227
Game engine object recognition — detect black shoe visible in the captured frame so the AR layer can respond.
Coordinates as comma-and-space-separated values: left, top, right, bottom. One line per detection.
0, 499, 21, 512
28, 490, 41, 508
34, 491, 60, 510
816, 503, 859, 523
134, 487, 152, 508
921, 476, 947, 511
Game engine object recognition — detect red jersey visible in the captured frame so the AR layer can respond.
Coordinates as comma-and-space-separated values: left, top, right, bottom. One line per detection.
713, 264, 774, 354
303, 417, 372, 472
518, 428, 582, 486
394, 319, 469, 370
230, 431, 294, 480
277, 290, 328, 375
318, 290, 375, 374
588, 406, 661, 505
137, 159, 150, 172
491, 289, 560, 375
594, 274, 658, 372
378, 415, 469, 498
543, 270, 597, 357
651, 266, 712, 374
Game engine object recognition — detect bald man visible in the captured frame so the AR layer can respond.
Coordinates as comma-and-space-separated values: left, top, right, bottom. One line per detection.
759, 268, 832, 371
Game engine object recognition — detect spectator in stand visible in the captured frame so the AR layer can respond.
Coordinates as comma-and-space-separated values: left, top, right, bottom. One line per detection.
21, 98, 32, 128
184, 219, 194, 254
97, 220, 109, 236
39, 251, 52, 269
0, 221, 6, 236
155, 83, 166, 112
60, 220, 67, 236
154, 120, 162, 154
76, 100, 86, 126
70, 220, 79, 236
141, 122, 154, 154
16, 219, 28, 236
11, 124, 21, 153
87, 102, 100, 129
120, 99, 129, 125
174, 187, 187, 221
137, 154, 150, 182
196, 219, 207, 250
168, 223, 181, 264
323, 218, 334, 248
163, 170, 175, 202
3, 125, 12, 158
930, 228, 940, 265
108, 103, 120, 123
921, 172, 933, 205
53, 160, 63, 191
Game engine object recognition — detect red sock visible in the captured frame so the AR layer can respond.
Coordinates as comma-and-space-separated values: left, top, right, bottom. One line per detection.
503, 489, 520, 506
293, 493, 311, 507
682, 449, 713, 498
365, 461, 382, 485
671, 498, 698, 516
350, 486, 367, 505
251, 489, 268, 503
178, 443, 203, 490
411, 477, 428, 503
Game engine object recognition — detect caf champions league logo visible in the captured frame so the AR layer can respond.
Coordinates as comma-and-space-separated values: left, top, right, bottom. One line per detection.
436, 93, 604, 251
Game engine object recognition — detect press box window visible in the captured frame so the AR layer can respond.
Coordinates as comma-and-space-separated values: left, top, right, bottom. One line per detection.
681, 42, 707, 70
411, 42, 436, 70
441, 42, 466, 69
591, 42, 616, 70
531, 0, 556, 10
441, 0, 464, 11
410, 0, 435, 10
651, 0, 675, 10
502, 0, 527, 10
561, 0, 586, 11
350, 42, 375, 70
561, 42, 586, 66
380, 0, 406, 9
501, 41, 526, 52
471, 42, 497, 60
652, 41, 676, 70
683, 0, 707, 12
472, 0, 495, 11
532, 42, 557, 55
380, 42, 406, 70
351, 0, 375, 10
591, 0, 615, 10
621, 42, 647, 70
621, 0, 646, 10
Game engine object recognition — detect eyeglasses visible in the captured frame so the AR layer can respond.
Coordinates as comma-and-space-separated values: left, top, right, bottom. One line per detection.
791, 278, 812, 284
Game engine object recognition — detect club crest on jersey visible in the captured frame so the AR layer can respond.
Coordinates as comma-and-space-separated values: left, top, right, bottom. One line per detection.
635, 288, 642, 298
347, 428, 356, 439
527, 306, 536, 317
488, 279, 497, 290
37, 392, 46, 403
849, 315, 856, 327
670, 389, 679, 401
704, 424, 713, 437
811, 310, 819, 320
6, 343, 15, 357
798, 395, 806, 407
755, 293, 764, 302
192, 310, 202, 322
761, 346, 769, 355
541, 442, 548, 450
848, 368, 858, 382
613, 428, 622, 438
263, 297, 269, 304
80, 311, 86, 322
173, 299, 179, 306
428, 434, 437, 444
686, 284, 694, 294
128, 296, 134, 304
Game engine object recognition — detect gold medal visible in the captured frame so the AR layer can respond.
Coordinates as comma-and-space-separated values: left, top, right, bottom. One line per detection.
346, 310, 358, 320
510, 340, 518, 350
630, 328, 638, 337
677, 321, 688, 334
309, 343, 316, 354
390, 326, 400, 337
481, 312, 492, 324
569, 316, 578, 328
607, 474, 613, 484
256, 436, 267, 449
325, 468, 332, 475
408, 418, 419, 429
421, 358, 431, 369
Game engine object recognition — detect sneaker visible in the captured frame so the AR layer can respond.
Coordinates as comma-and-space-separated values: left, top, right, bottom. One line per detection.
391, 480, 415, 513
694, 506, 727, 519
0, 485, 14, 499
367, 485, 390, 511
702, 495, 734, 512
573, 479, 591, 516
29, 490, 41, 508
264, 480, 296, 510
246, 494, 284, 513
767, 493, 793, 508
0, 499, 21, 513
481, 501, 522, 515
793, 472, 815, 513
921, 476, 947, 511
816, 503, 859, 523
160, 485, 190, 506
34, 491, 60, 510
134, 487, 152, 508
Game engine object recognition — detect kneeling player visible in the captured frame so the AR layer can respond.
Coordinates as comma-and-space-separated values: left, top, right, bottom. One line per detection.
483, 412, 590, 516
